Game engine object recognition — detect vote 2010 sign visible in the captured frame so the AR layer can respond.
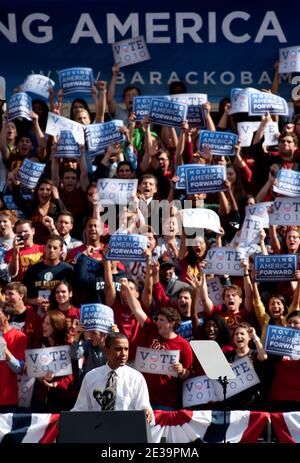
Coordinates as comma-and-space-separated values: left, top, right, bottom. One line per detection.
204, 247, 243, 276
183, 357, 260, 407
134, 347, 179, 377
25, 345, 72, 378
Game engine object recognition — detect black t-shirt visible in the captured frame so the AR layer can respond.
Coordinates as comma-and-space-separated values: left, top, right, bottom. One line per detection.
22, 261, 73, 298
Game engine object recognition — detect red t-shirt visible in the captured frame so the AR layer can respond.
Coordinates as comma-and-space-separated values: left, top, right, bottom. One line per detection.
0, 328, 27, 406
112, 300, 149, 361
5, 244, 44, 281
139, 317, 193, 409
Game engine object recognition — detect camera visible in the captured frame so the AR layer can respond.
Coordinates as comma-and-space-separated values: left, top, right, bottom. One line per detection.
16, 235, 24, 245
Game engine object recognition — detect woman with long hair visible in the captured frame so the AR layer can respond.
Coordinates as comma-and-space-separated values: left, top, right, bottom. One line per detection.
12, 177, 66, 243
31, 310, 76, 412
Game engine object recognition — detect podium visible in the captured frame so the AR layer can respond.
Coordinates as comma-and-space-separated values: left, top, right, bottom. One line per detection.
58, 410, 152, 443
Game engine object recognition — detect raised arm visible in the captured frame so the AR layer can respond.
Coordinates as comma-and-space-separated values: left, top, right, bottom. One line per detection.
241, 258, 253, 313
121, 278, 147, 327
203, 101, 216, 132
93, 81, 106, 123
104, 252, 117, 307
107, 64, 120, 116
141, 248, 153, 310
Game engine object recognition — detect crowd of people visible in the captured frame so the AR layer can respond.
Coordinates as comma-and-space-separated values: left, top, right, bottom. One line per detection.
0, 60, 300, 418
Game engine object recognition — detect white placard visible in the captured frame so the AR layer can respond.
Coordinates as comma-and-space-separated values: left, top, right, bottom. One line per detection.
263, 121, 279, 146
212, 357, 260, 400
25, 345, 72, 378
97, 178, 138, 205
198, 276, 224, 316
182, 208, 222, 234
46, 112, 85, 145
204, 247, 243, 276
269, 197, 300, 226
245, 202, 272, 229
183, 375, 217, 407
168, 93, 208, 105
239, 215, 264, 246
182, 357, 260, 407
237, 121, 260, 147
18, 373, 36, 408
134, 347, 180, 377
279, 46, 300, 74
228, 87, 257, 115
112, 35, 150, 67
22, 74, 55, 98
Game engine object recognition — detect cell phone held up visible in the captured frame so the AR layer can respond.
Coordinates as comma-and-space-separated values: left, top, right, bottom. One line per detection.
16, 235, 24, 246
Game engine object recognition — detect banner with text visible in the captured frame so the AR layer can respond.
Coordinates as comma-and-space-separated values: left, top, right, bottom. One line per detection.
254, 254, 297, 282
46, 112, 85, 145
80, 303, 114, 332
185, 165, 226, 194
204, 246, 243, 276
265, 324, 300, 359
85, 120, 125, 152
199, 130, 238, 156
97, 178, 138, 204
25, 345, 72, 378
107, 233, 147, 261
269, 197, 300, 226
57, 67, 94, 94
134, 346, 180, 377
273, 169, 300, 197
112, 35, 150, 67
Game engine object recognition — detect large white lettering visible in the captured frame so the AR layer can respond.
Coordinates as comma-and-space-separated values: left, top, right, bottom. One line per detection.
107, 13, 138, 43
175, 13, 203, 43
21, 13, 52, 44
145, 13, 171, 43
70, 13, 103, 43
0, 11, 288, 45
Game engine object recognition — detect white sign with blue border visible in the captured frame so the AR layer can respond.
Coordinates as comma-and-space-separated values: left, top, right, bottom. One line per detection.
25, 345, 72, 378
46, 112, 85, 145
279, 46, 300, 74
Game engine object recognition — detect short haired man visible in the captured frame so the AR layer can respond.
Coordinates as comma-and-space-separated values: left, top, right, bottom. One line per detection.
5, 281, 42, 348
5, 219, 44, 281
72, 333, 153, 423
22, 235, 73, 307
